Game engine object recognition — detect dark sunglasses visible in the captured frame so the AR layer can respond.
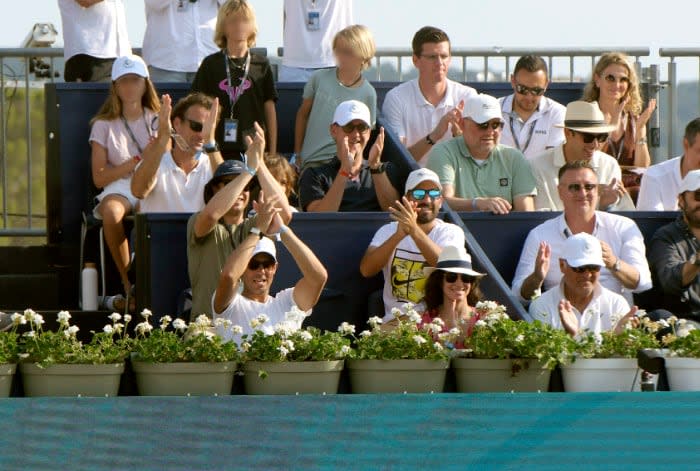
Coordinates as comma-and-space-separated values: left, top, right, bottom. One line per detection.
569, 264, 601, 274
247, 258, 275, 271
410, 188, 441, 200
444, 272, 476, 283
514, 83, 546, 96
566, 183, 597, 193
575, 131, 608, 144
692, 190, 700, 202
604, 74, 630, 84
184, 118, 204, 133
340, 123, 370, 133
475, 121, 504, 131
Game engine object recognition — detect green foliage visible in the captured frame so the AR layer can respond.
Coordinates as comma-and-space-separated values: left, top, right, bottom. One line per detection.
0, 318, 19, 364
662, 316, 700, 357
567, 315, 661, 360
242, 325, 351, 362
131, 312, 238, 363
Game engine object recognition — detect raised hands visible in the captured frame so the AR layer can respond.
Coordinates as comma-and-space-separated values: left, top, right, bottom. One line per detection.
389, 196, 420, 237
599, 177, 627, 209
243, 121, 266, 174
202, 97, 220, 141
368, 126, 385, 169
252, 190, 281, 235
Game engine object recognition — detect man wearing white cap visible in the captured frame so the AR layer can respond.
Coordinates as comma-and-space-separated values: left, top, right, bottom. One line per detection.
528, 233, 638, 337
649, 169, 700, 323
299, 100, 400, 212
426, 93, 537, 215
360, 168, 465, 320
529, 100, 633, 211
637, 118, 700, 211
212, 205, 328, 339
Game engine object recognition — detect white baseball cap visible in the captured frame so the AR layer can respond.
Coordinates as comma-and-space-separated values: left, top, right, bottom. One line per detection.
562, 233, 604, 268
463, 94, 503, 123
332, 100, 371, 127
405, 168, 442, 194
251, 237, 277, 261
679, 169, 700, 194
111, 54, 149, 81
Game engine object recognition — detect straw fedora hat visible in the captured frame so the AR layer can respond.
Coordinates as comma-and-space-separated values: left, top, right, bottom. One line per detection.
555, 100, 617, 133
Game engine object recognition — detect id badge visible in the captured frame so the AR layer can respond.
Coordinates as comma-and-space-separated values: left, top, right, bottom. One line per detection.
306, 9, 321, 31
224, 119, 238, 143
176, 0, 189, 12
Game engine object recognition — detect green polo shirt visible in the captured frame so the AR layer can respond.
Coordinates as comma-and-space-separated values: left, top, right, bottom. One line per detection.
426, 137, 537, 203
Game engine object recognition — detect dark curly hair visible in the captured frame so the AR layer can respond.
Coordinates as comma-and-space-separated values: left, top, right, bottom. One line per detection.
423, 270, 483, 312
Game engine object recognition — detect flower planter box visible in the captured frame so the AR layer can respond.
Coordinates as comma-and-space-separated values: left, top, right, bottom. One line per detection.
346, 359, 448, 394
561, 358, 639, 392
452, 358, 551, 393
131, 360, 237, 396
0, 364, 16, 397
243, 360, 344, 395
664, 357, 700, 391
19, 363, 124, 397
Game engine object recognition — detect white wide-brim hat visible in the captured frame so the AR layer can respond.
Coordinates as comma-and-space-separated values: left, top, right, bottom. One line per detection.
555, 101, 617, 134
423, 245, 485, 278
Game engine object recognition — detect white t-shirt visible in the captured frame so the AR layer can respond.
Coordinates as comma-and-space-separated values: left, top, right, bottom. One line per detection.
213, 287, 311, 341
527, 282, 630, 336
137, 152, 212, 213
498, 94, 566, 160
382, 79, 477, 167
58, 0, 131, 60
511, 212, 653, 305
368, 219, 466, 319
89, 111, 157, 169
282, 0, 353, 69
142, 0, 223, 73
636, 156, 683, 211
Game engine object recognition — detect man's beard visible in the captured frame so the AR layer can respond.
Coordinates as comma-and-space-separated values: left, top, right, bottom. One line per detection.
416, 204, 437, 224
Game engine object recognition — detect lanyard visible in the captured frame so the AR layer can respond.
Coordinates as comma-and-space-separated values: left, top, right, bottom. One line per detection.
120, 113, 151, 155
508, 115, 538, 154
223, 50, 251, 119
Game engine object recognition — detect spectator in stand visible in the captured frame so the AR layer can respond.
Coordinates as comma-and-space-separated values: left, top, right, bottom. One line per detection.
192, 0, 278, 159
426, 94, 537, 214
58, 0, 131, 82
637, 118, 700, 210
582, 52, 657, 200
294, 24, 376, 171
382, 26, 476, 167
360, 168, 465, 320
260, 153, 299, 209
279, 0, 353, 82
89, 54, 159, 311
499, 55, 566, 160
131, 92, 223, 213
298, 100, 400, 212
143, 0, 225, 83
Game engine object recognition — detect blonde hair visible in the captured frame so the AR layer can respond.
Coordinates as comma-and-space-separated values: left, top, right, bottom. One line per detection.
582, 52, 643, 115
90, 77, 160, 124
265, 153, 297, 200
333, 25, 376, 71
214, 0, 258, 49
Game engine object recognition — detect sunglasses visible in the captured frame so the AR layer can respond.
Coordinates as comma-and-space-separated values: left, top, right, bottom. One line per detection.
569, 264, 601, 274
340, 123, 370, 133
184, 118, 204, 133
247, 258, 275, 271
474, 121, 504, 131
566, 183, 597, 193
603, 74, 630, 84
692, 190, 700, 202
514, 83, 546, 96
574, 131, 609, 144
410, 188, 441, 200
444, 272, 476, 283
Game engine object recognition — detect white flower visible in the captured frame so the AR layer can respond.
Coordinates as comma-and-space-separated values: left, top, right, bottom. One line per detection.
431, 317, 445, 327
140, 308, 152, 320
338, 322, 355, 335
64, 325, 79, 338
256, 314, 270, 325
195, 314, 211, 328
103, 324, 114, 334
240, 342, 251, 353
390, 307, 402, 319
136, 322, 153, 335
368, 316, 383, 328
449, 327, 461, 336
10, 313, 25, 325
279, 346, 289, 357
231, 325, 243, 335
57, 311, 72, 324
359, 330, 371, 338
112, 323, 124, 333
124, 314, 132, 323
249, 318, 261, 329
476, 300, 498, 312
433, 342, 444, 351
678, 318, 688, 326
299, 331, 313, 342
657, 319, 670, 328
407, 312, 422, 324
108, 313, 121, 322
203, 330, 216, 340
23, 331, 35, 338
474, 320, 487, 328
274, 322, 297, 336
282, 339, 295, 352
340, 345, 351, 355
159, 315, 173, 330
172, 318, 188, 331
23, 309, 36, 321
515, 334, 524, 343
18, 353, 29, 360
33, 314, 45, 326
413, 335, 427, 345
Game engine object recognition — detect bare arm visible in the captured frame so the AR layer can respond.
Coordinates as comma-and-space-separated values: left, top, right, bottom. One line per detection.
633, 100, 656, 168
294, 98, 313, 156
91, 142, 139, 189
263, 99, 277, 155
284, 226, 328, 311
513, 195, 535, 212
520, 241, 550, 300
204, 97, 224, 172
367, 128, 399, 211
360, 230, 404, 277
443, 184, 512, 214
131, 95, 171, 199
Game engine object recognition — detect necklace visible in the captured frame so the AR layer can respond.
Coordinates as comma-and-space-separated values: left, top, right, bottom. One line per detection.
336, 68, 363, 88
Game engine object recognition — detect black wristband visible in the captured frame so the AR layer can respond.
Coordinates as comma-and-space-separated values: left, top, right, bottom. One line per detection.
426, 133, 435, 146
370, 162, 387, 174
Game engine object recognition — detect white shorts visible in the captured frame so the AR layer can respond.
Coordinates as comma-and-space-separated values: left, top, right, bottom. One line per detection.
93, 178, 139, 220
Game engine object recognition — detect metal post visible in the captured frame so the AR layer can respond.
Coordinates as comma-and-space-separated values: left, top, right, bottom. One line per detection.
0, 56, 6, 230
647, 64, 662, 163
667, 60, 677, 158
24, 56, 32, 229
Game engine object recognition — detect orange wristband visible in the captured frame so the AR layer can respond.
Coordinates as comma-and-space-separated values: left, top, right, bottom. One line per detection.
339, 170, 352, 179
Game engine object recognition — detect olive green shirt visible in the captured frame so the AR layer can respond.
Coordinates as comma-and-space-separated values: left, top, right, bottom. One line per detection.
187, 212, 257, 320
426, 137, 537, 203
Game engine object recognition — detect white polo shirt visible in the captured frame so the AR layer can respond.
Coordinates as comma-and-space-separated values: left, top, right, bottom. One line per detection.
636, 156, 683, 211
142, 0, 224, 73
138, 152, 212, 213
382, 78, 477, 167
511, 211, 652, 305
527, 282, 630, 335
58, 0, 131, 60
498, 94, 566, 160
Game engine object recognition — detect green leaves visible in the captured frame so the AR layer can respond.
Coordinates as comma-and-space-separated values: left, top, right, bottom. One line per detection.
242, 326, 351, 362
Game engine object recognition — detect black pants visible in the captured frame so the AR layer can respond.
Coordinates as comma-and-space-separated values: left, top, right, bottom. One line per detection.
64, 54, 114, 82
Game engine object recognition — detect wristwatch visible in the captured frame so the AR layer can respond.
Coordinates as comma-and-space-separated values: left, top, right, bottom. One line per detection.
203, 141, 219, 154
425, 133, 435, 146
612, 258, 621, 272
370, 162, 387, 174
250, 227, 263, 239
